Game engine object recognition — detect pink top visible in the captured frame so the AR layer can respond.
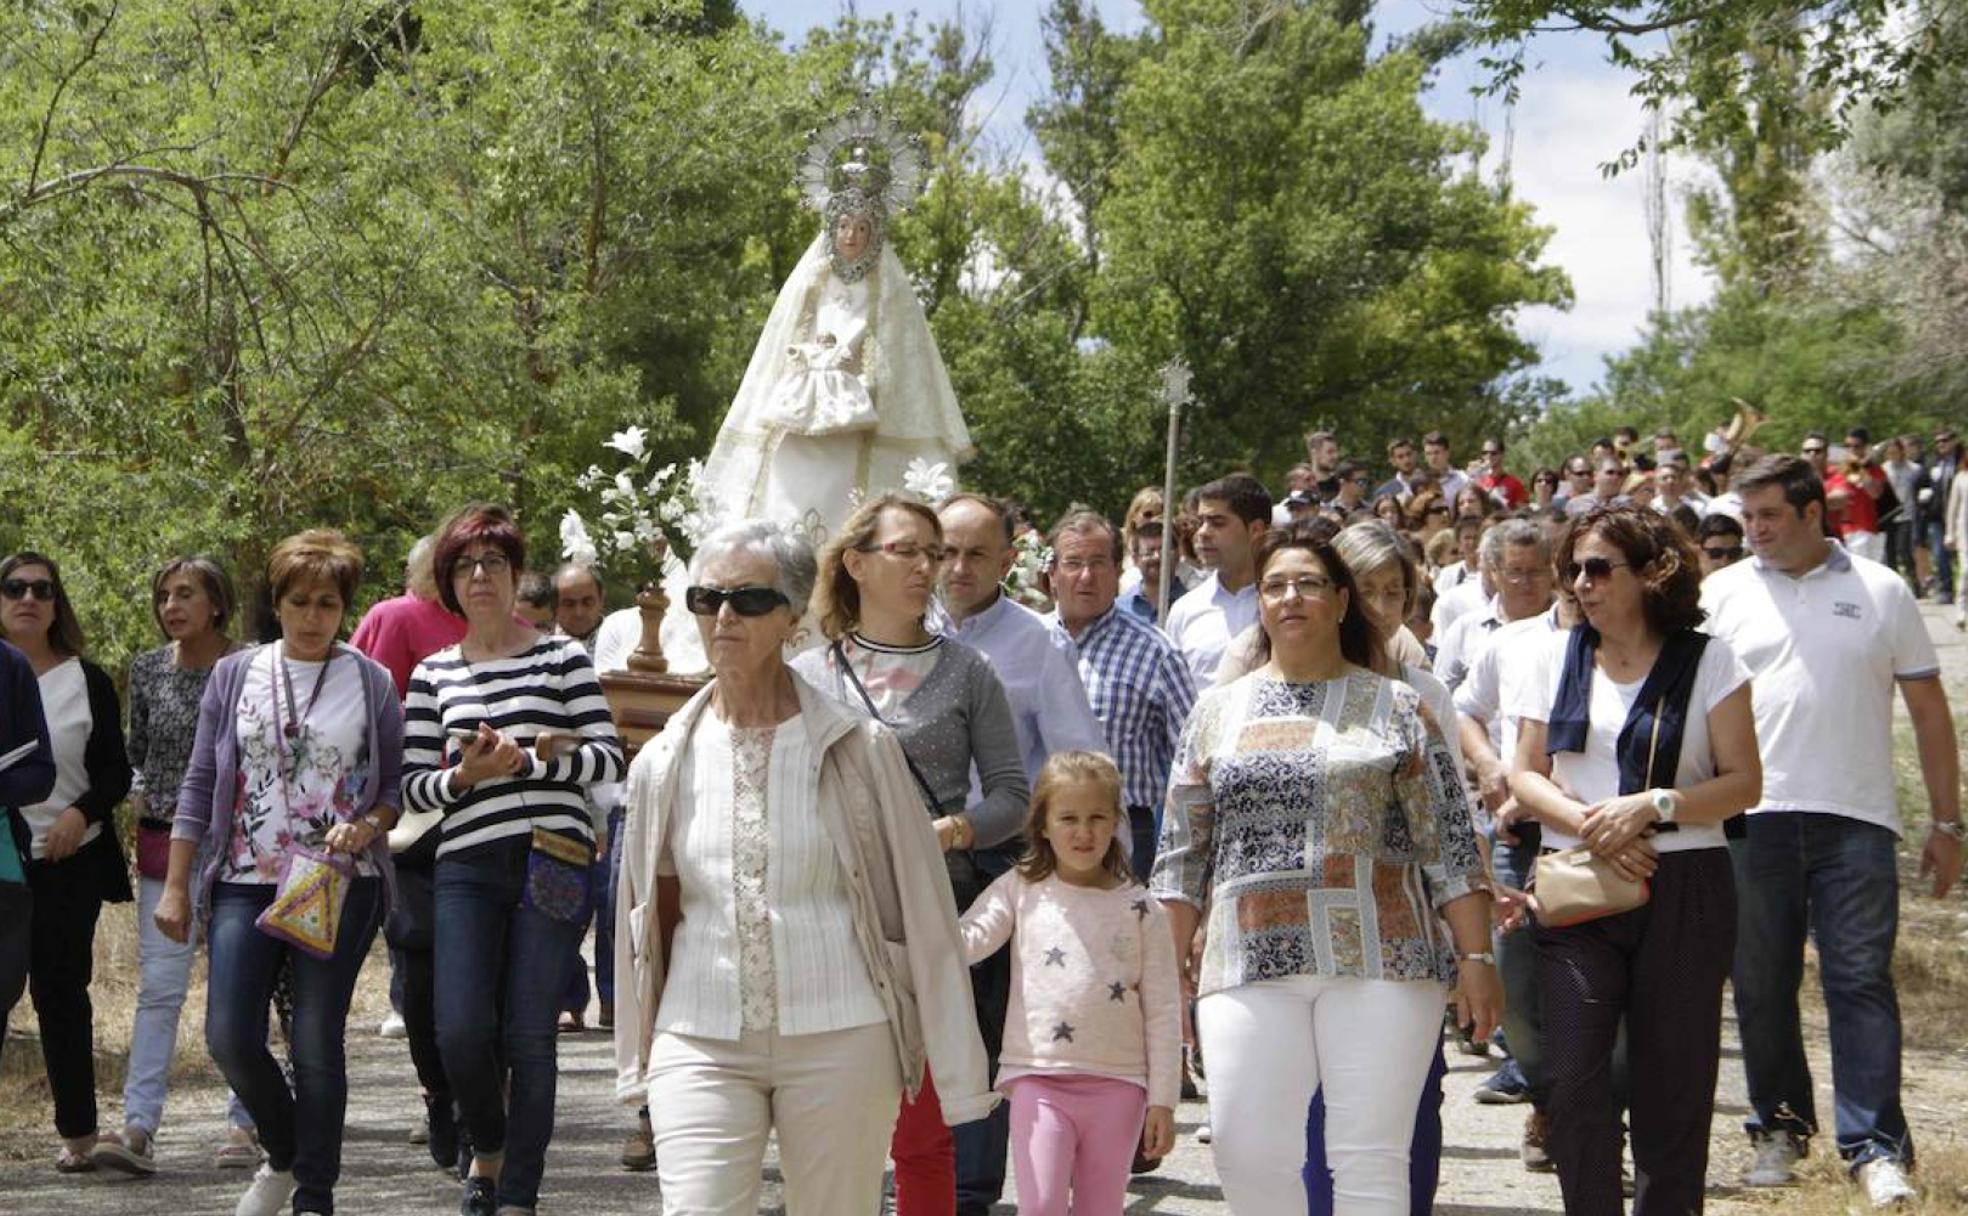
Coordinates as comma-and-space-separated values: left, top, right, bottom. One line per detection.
960, 870, 1183, 1109
349, 594, 467, 701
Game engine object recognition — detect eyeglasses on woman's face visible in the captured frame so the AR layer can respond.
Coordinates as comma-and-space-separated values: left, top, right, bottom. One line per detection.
685, 584, 789, 617
858, 539, 939, 566
451, 552, 511, 579
1259, 573, 1336, 601
1, 578, 55, 602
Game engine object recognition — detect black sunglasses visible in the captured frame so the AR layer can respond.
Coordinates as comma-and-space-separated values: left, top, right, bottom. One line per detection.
1702, 545, 1744, 562
684, 584, 789, 617
1561, 557, 1629, 583
1, 578, 55, 602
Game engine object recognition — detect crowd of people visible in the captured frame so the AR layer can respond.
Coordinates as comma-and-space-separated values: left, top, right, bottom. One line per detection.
1, 419, 1963, 1216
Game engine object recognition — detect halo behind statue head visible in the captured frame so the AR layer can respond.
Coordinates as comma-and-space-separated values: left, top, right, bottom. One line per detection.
797, 99, 926, 282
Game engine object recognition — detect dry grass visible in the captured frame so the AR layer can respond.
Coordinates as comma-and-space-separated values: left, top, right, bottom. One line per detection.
0, 901, 394, 1151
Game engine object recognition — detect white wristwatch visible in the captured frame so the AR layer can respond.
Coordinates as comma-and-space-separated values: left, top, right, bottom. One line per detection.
1650, 788, 1677, 824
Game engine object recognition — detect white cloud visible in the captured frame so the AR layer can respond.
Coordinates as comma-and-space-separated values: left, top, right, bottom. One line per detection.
1466, 62, 1718, 391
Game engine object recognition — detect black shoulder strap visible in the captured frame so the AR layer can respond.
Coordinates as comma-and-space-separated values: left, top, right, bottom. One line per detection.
830, 640, 946, 816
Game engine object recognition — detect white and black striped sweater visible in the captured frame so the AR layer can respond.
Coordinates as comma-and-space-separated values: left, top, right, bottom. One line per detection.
401, 635, 625, 859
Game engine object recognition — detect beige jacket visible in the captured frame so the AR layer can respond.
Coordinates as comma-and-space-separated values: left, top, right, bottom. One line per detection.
612, 669, 998, 1127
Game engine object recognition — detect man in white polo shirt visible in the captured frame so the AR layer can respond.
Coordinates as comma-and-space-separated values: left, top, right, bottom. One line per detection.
1163, 473, 1270, 683
1701, 454, 1964, 1207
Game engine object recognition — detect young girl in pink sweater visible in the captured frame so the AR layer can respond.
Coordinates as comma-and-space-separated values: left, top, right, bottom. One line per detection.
960, 751, 1182, 1215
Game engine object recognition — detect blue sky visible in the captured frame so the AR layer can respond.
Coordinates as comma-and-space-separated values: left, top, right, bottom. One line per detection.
744, 0, 1714, 395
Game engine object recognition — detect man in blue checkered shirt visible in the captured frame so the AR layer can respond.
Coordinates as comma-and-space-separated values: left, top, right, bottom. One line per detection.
1045, 506, 1199, 880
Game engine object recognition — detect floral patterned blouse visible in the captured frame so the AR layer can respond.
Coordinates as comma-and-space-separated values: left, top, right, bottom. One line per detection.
1149, 669, 1487, 996
223, 648, 376, 883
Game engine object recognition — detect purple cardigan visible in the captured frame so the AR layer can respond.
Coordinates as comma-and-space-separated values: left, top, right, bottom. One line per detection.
173, 642, 403, 923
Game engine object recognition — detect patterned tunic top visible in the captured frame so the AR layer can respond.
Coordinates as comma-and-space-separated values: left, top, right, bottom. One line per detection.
1149, 669, 1487, 996
127, 644, 229, 826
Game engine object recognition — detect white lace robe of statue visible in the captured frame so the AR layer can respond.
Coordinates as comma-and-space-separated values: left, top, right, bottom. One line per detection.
666, 225, 971, 673
699, 228, 972, 547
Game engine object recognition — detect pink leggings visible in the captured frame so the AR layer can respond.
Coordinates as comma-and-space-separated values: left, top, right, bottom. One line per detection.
1006, 1074, 1147, 1215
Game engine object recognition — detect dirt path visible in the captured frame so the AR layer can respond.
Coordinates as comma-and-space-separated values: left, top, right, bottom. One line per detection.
4, 606, 1966, 1214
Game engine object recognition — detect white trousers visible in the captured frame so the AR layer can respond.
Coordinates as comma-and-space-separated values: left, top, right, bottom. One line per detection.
647, 1021, 901, 1216
1198, 974, 1445, 1216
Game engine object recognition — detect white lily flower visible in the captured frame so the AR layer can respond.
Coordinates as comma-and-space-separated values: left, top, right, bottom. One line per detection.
902, 457, 954, 502
559, 510, 599, 565
605, 425, 649, 461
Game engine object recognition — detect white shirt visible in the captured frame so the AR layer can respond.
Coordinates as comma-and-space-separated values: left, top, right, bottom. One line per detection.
657, 713, 888, 1040
1432, 468, 1471, 502
23, 658, 101, 858
593, 606, 642, 675
1454, 606, 1563, 762
1509, 630, 1752, 854
1700, 544, 1939, 834
1163, 571, 1261, 683
1434, 596, 1504, 691
1706, 491, 1744, 523
938, 593, 1109, 790
1431, 574, 1487, 640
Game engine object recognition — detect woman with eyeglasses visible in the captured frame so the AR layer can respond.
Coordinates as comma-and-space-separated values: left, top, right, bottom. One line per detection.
1151, 522, 1496, 1214
1509, 506, 1761, 1214
94, 557, 259, 1176
399, 503, 625, 1216
157, 530, 403, 1216
0, 552, 134, 1175
790, 493, 1027, 1215
614, 518, 993, 1214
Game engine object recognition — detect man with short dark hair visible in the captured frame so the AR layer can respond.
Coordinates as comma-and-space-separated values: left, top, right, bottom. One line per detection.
551, 562, 606, 647
1164, 473, 1270, 682
1330, 461, 1370, 514
1826, 426, 1889, 562
1423, 430, 1470, 502
1696, 513, 1746, 578
1304, 429, 1342, 498
1927, 429, 1959, 605
1555, 457, 1592, 509
1375, 438, 1423, 503
1476, 438, 1528, 509
1046, 507, 1197, 880
1704, 454, 1963, 1205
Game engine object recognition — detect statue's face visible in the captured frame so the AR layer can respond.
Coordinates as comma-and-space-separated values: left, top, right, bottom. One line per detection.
833, 212, 874, 264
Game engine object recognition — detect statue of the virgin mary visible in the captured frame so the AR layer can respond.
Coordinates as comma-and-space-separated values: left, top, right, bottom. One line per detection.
661, 102, 972, 670
699, 101, 972, 543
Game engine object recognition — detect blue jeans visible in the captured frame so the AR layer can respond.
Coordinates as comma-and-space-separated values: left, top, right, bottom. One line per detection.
206, 878, 382, 1215
1305, 1039, 1445, 1215
1492, 827, 1546, 1098
1926, 520, 1955, 601
436, 840, 584, 1210
1731, 813, 1910, 1167
562, 806, 624, 1015
126, 876, 252, 1135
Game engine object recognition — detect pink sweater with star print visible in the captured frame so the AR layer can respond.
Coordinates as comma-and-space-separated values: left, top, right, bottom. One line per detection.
960, 869, 1183, 1109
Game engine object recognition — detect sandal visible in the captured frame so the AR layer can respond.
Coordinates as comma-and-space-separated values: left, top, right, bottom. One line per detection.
214, 1128, 262, 1169
91, 1128, 157, 1177
55, 1146, 98, 1174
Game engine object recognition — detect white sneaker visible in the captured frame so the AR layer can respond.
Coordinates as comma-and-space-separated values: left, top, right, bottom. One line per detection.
234, 1164, 297, 1216
1858, 1158, 1916, 1209
380, 1011, 408, 1039
1743, 1131, 1803, 1187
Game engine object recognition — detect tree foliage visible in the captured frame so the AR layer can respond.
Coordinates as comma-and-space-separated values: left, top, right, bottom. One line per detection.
1, 0, 1570, 672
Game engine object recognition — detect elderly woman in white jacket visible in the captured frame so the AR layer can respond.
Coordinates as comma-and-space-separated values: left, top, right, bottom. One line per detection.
613, 520, 994, 1215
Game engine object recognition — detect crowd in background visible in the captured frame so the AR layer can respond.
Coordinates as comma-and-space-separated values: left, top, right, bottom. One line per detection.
1, 416, 1963, 1216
